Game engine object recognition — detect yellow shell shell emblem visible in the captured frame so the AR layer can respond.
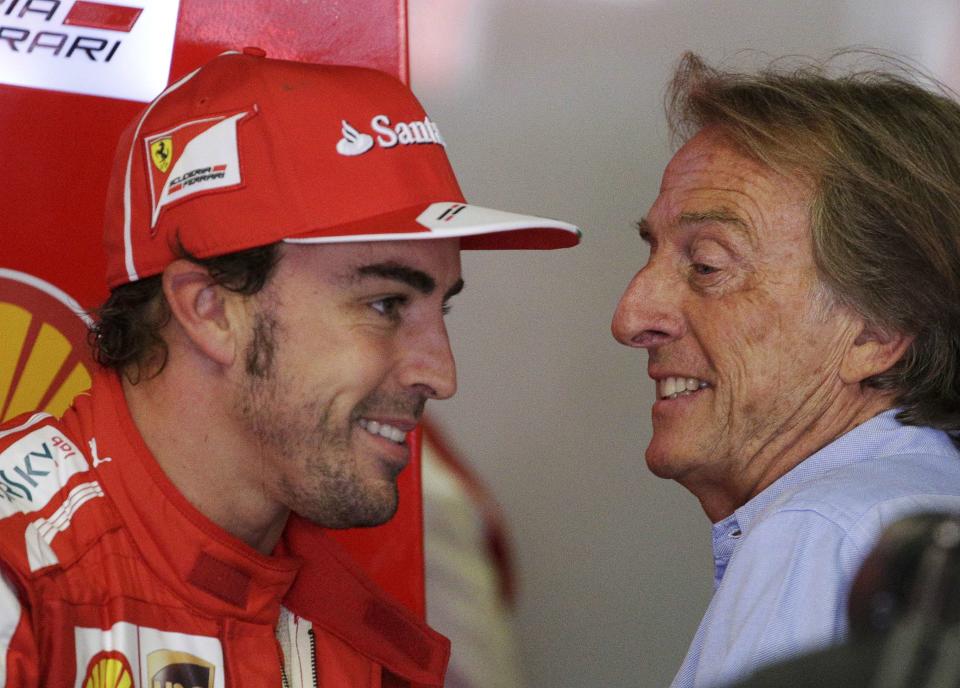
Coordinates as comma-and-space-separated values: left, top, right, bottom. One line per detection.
83, 655, 133, 688
0, 269, 92, 423
150, 137, 173, 173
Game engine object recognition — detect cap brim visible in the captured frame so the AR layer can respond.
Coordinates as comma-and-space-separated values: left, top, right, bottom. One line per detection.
282, 201, 581, 250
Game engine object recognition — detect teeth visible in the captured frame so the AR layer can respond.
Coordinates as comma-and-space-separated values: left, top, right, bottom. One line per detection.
663, 377, 677, 397
658, 376, 710, 400
357, 418, 407, 444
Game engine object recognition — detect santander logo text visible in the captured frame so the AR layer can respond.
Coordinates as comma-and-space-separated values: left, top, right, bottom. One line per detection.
336, 115, 445, 157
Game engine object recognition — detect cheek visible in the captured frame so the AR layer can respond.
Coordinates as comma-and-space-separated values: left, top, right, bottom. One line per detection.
328, 338, 398, 391
693, 293, 793, 423
721, 296, 840, 405
694, 292, 778, 374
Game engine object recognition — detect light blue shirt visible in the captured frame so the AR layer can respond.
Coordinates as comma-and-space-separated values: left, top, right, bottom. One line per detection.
671, 410, 960, 688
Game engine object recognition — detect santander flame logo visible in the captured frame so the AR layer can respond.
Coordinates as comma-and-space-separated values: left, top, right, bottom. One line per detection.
336, 120, 375, 156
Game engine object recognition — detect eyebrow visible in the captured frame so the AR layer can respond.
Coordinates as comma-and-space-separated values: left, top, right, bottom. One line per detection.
356, 261, 465, 300
637, 210, 754, 244
678, 210, 750, 234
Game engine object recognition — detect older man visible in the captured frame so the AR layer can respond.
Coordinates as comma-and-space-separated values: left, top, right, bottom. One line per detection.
0, 50, 579, 687
612, 52, 960, 688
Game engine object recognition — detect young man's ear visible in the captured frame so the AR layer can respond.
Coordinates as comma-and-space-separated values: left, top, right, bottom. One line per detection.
840, 320, 914, 385
161, 259, 239, 367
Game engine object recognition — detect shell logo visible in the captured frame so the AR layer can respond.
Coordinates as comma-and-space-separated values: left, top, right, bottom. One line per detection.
83, 652, 134, 688
0, 269, 93, 423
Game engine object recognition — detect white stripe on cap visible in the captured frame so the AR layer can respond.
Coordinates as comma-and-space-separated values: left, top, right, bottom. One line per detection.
122, 51, 242, 283
282, 202, 582, 245
415, 202, 580, 235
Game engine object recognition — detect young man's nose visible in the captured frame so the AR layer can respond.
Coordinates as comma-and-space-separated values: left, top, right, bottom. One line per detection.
400, 321, 458, 401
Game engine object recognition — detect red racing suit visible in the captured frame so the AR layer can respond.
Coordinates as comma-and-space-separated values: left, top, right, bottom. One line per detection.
0, 369, 449, 687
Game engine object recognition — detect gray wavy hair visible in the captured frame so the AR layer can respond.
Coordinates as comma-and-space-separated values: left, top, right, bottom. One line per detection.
666, 51, 960, 442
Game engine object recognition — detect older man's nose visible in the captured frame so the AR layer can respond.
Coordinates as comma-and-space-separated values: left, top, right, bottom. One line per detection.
611, 269, 684, 349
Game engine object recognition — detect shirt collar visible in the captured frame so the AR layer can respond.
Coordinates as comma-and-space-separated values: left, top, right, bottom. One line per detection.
730, 408, 954, 535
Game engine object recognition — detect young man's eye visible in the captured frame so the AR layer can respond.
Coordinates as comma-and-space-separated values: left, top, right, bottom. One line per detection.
370, 296, 407, 318
441, 302, 453, 316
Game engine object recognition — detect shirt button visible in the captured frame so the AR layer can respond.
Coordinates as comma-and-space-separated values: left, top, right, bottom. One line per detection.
243, 46, 267, 58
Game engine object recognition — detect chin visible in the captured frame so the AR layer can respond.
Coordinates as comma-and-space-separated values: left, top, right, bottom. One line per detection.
302, 486, 399, 530
349, 496, 400, 529
303, 507, 396, 530
644, 441, 690, 480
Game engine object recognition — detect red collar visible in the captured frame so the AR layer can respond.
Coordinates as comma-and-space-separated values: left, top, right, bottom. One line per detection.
85, 369, 449, 683
86, 368, 301, 623
281, 515, 450, 684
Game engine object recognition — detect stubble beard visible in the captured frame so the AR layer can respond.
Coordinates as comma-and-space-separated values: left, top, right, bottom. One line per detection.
238, 311, 400, 529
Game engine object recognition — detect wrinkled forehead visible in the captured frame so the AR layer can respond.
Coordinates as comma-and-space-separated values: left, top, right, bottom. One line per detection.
651, 127, 814, 240
660, 128, 792, 194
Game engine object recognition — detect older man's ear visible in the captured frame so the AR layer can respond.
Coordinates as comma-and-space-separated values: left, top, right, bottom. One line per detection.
839, 323, 914, 386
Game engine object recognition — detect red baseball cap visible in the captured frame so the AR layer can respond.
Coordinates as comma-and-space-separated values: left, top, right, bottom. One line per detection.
103, 49, 582, 288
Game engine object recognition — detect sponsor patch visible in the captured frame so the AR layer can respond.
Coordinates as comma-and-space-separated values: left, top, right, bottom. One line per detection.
144, 110, 252, 228
336, 114, 445, 157
0, 424, 88, 516
0, 0, 179, 102
75, 623, 225, 688
147, 650, 215, 688
80, 651, 134, 688
149, 137, 172, 173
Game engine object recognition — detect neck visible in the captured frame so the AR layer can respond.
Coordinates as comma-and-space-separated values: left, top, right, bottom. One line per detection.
122, 360, 289, 555
689, 389, 896, 522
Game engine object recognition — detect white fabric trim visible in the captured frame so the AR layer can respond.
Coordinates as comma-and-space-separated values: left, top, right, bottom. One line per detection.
26, 481, 104, 572
0, 569, 21, 687
0, 413, 50, 441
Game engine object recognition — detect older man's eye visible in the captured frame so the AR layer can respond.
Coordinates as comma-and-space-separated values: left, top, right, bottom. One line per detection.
692, 263, 719, 276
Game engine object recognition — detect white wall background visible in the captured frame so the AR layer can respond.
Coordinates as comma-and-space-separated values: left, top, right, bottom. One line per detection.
407, 2, 960, 686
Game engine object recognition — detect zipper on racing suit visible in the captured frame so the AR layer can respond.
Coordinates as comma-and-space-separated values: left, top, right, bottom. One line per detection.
276, 606, 319, 687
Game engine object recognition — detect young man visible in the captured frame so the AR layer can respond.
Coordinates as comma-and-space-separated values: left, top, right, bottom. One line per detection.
0, 49, 580, 687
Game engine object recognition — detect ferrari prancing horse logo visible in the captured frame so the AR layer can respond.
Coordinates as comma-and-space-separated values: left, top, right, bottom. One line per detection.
150, 138, 173, 173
